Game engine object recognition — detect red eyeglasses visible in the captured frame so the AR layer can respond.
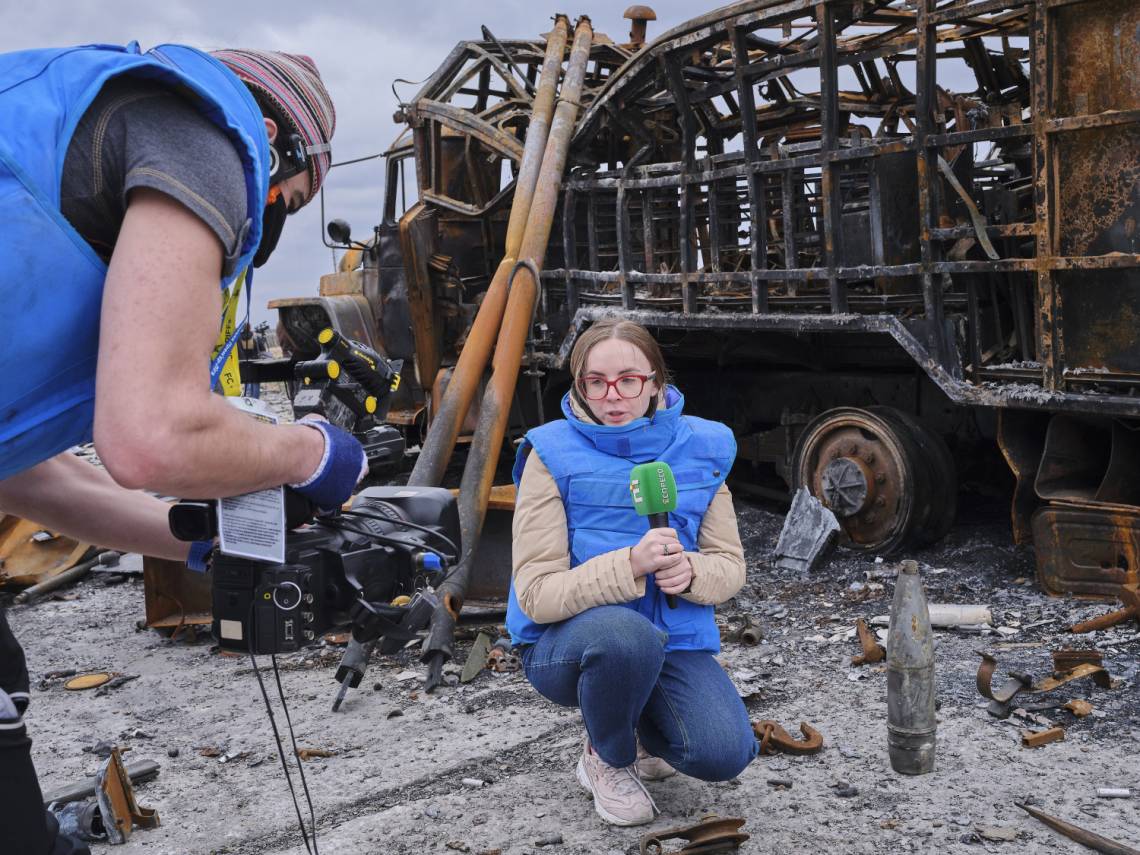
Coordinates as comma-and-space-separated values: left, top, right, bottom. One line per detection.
578, 372, 656, 400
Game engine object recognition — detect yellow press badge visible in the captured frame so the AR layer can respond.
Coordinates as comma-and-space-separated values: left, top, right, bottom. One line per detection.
212, 270, 246, 396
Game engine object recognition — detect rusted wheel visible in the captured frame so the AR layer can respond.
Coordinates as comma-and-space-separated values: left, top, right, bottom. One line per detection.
868, 407, 957, 546
792, 408, 922, 554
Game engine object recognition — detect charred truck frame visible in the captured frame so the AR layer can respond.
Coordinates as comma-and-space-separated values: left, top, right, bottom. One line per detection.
268, 0, 1140, 644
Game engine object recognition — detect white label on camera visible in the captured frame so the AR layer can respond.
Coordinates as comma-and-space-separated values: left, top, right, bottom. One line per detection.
226, 395, 279, 425
394, 490, 418, 497
219, 619, 244, 641
218, 487, 286, 564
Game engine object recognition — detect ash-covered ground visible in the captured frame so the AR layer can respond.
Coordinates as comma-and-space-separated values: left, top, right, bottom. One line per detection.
6, 391, 1139, 854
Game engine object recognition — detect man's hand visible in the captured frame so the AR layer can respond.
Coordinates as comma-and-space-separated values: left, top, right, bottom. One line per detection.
631, 527, 693, 597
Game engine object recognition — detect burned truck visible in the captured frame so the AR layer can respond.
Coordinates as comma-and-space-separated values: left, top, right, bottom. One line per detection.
269, 0, 1140, 606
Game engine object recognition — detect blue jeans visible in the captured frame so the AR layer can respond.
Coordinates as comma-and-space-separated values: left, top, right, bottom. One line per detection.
520, 605, 758, 781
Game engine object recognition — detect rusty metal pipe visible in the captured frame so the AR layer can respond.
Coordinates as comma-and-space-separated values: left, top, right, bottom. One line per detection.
453, 16, 593, 570
408, 14, 569, 489
1017, 802, 1140, 855
422, 18, 595, 686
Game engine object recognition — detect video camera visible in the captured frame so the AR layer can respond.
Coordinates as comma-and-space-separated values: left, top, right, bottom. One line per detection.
170, 326, 459, 655
292, 328, 406, 473
169, 486, 460, 656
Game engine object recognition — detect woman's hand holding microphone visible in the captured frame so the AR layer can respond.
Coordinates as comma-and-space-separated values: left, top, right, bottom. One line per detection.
630, 526, 693, 596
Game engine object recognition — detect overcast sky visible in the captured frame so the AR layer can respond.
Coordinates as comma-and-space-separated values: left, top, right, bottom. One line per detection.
8, 0, 709, 326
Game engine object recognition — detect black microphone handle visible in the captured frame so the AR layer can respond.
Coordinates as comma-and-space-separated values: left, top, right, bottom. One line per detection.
647, 513, 677, 609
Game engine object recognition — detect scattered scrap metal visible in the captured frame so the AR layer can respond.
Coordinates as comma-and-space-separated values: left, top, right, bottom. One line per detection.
459, 632, 522, 684
0, 515, 89, 588
640, 816, 749, 855
13, 551, 121, 604
49, 748, 160, 846
976, 650, 1113, 720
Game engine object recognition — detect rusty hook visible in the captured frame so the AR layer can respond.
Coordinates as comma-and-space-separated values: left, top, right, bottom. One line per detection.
752, 720, 824, 755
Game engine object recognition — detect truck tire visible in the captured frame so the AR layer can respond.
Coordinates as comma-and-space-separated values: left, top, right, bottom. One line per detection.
792, 406, 953, 554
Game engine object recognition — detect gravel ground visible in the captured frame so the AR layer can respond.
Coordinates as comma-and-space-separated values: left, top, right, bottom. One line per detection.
6, 393, 1140, 854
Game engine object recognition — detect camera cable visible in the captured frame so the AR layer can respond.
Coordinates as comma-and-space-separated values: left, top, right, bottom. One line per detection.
315, 517, 452, 567
317, 517, 469, 591
339, 507, 459, 556
247, 603, 321, 854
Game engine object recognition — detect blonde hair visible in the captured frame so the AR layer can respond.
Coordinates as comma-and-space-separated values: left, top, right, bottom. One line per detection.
569, 320, 669, 391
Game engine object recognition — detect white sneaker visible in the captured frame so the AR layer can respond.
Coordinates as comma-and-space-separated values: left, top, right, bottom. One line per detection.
635, 740, 677, 781
576, 740, 658, 826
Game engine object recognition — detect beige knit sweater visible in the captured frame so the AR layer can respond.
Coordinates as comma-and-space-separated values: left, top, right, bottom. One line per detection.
511, 399, 747, 625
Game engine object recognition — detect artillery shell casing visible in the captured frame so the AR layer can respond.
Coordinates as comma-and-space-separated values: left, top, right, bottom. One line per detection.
886, 560, 936, 775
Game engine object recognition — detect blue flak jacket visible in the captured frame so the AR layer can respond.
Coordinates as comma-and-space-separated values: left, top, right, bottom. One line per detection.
507, 386, 737, 652
0, 42, 270, 480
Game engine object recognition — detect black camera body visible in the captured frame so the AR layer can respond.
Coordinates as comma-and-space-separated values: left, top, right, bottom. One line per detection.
178, 486, 460, 655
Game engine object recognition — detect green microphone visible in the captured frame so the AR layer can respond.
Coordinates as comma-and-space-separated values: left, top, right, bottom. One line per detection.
629, 461, 680, 609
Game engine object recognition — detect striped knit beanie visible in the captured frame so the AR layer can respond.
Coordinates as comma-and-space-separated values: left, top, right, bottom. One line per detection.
212, 49, 335, 204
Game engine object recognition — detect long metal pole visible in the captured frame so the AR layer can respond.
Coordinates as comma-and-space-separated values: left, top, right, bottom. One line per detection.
421, 17, 595, 688
408, 15, 570, 488
13, 552, 120, 604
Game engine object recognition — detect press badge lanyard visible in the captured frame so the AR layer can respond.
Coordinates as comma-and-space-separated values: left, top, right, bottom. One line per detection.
209, 266, 253, 395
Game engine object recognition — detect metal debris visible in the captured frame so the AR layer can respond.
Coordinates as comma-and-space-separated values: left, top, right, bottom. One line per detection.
772, 487, 839, 572
1097, 789, 1131, 799
12, 550, 120, 604
640, 816, 748, 855
43, 760, 160, 808
752, 720, 824, 756
0, 515, 89, 589
1071, 583, 1140, 634
976, 651, 1113, 718
1064, 699, 1094, 718
65, 673, 113, 691
1016, 802, 1140, 855
296, 748, 337, 761
486, 638, 520, 673
850, 617, 884, 667
95, 747, 160, 844
975, 825, 1018, 842
460, 632, 493, 683
739, 620, 764, 645
1053, 649, 1104, 672
94, 674, 140, 696
1021, 726, 1065, 748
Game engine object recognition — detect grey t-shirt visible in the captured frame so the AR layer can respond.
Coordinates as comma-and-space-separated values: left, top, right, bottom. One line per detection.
60, 75, 251, 277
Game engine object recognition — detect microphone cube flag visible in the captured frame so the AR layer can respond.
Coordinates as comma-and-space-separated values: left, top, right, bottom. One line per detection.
629, 461, 678, 517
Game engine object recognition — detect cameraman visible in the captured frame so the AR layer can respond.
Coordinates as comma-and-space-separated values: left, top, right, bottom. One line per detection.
0, 45, 366, 853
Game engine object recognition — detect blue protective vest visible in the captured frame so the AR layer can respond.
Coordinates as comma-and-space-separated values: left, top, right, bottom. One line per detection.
507, 387, 737, 652
0, 42, 269, 480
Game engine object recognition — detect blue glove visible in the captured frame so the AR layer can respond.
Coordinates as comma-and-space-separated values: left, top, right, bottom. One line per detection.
186, 540, 214, 573
291, 419, 368, 511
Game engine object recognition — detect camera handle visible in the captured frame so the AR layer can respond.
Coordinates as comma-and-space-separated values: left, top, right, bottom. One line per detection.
331, 590, 439, 713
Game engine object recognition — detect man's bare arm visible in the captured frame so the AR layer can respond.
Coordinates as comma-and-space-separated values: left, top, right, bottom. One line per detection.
94, 188, 324, 497
0, 454, 187, 561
